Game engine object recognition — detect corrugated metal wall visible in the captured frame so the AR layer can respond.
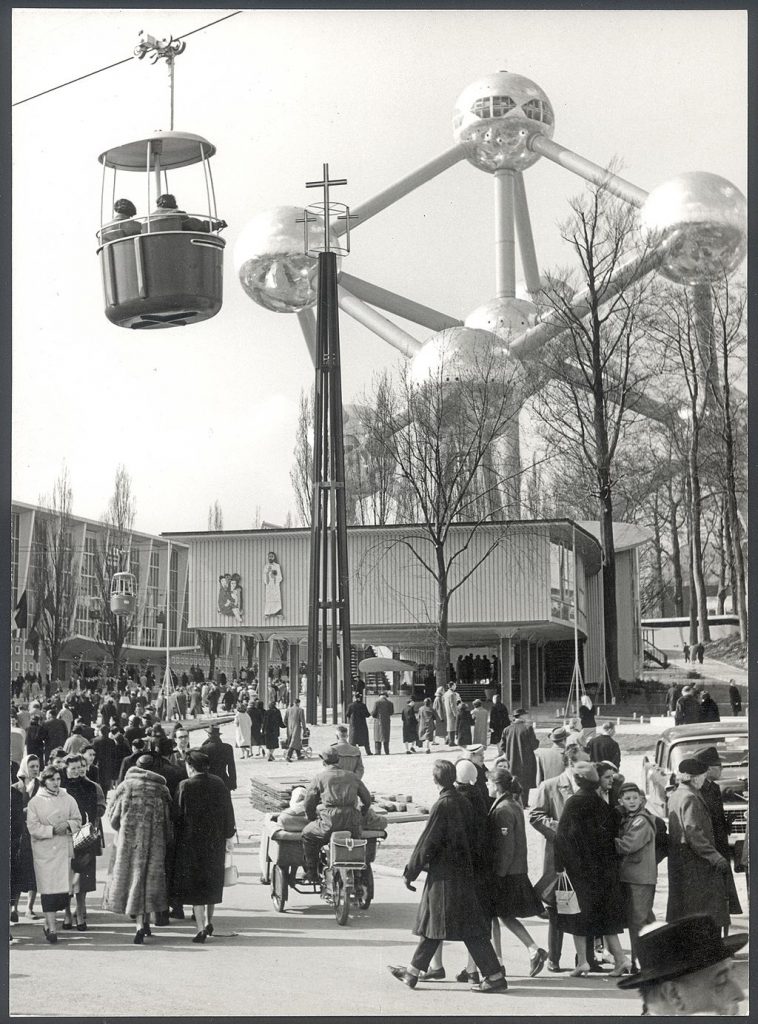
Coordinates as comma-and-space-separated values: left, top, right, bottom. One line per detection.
187, 523, 553, 632
584, 570, 605, 685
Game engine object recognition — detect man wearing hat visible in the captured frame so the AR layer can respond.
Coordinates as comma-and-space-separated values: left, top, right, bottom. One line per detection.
673, 685, 700, 726
587, 721, 621, 769
616, 914, 746, 1015
464, 745, 490, 806
488, 693, 510, 747
696, 746, 742, 929
535, 726, 567, 785
667, 758, 730, 931
200, 723, 237, 792
301, 749, 373, 882
500, 710, 539, 808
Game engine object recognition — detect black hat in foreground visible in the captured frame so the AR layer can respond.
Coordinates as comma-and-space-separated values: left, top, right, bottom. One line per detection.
617, 914, 747, 989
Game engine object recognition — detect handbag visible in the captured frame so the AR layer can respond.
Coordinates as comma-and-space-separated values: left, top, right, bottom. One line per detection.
72, 820, 100, 857
223, 847, 239, 887
554, 870, 581, 915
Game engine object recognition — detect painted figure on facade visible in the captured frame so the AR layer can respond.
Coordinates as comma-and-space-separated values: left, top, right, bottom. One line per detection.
264, 552, 283, 617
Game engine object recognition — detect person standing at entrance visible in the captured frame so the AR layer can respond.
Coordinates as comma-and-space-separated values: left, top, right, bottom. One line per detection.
346, 693, 372, 756
371, 691, 393, 755
442, 683, 459, 746
500, 710, 539, 807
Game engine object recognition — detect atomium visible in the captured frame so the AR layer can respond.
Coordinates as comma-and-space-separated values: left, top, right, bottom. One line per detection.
464, 297, 538, 346
452, 71, 555, 173
233, 206, 340, 313
640, 172, 747, 286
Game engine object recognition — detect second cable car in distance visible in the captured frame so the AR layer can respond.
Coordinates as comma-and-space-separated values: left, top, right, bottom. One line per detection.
97, 130, 226, 329
110, 571, 137, 615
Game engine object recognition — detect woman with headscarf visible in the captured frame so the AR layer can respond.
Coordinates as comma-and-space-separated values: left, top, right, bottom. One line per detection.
11, 755, 41, 922
554, 761, 630, 977
417, 698, 440, 754
248, 698, 264, 756
60, 753, 101, 930
105, 754, 173, 943
171, 750, 236, 943
402, 699, 419, 754
26, 766, 81, 943
234, 703, 252, 758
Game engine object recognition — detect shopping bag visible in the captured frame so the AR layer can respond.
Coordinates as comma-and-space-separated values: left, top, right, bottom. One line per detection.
555, 871, 580, 915
223, 848, 239, 886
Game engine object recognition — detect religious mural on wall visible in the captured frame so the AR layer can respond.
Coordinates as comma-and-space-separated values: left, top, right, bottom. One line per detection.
264, 551, 283, 616
217, 572, 244, 623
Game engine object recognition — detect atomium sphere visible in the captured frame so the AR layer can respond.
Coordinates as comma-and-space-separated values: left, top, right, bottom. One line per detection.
410, 326, 527, 428
453, 71, 555, 173
233, 206, 340, 313
464, 296, 538, 346
640, 172, 746, 285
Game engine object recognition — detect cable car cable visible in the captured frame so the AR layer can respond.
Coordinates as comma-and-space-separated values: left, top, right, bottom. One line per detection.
12, 10, 244, 107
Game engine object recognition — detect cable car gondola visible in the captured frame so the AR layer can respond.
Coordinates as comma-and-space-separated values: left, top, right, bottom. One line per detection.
97, 131, 226, 329
110, 571, 137, 615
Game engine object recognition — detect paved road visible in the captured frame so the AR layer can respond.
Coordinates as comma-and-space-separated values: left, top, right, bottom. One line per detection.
10, 719, 749, 1016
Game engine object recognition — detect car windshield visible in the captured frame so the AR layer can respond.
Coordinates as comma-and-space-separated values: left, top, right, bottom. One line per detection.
670, 736, 749, 771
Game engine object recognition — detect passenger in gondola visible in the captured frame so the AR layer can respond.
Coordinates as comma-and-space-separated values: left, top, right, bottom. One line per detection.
100, 198, 141, 243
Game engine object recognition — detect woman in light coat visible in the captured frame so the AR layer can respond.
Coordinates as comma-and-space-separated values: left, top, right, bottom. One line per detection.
26, 766, 82, 943
234, 704, 253, 758
471, 700, 489, 747
432, 687, 446, 741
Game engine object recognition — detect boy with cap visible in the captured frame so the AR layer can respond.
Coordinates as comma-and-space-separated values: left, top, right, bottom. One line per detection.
616, 914, 746, 1015
614, 782, 658, 971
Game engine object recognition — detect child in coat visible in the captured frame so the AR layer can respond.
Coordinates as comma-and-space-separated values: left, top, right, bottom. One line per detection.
614, 782, 658, 971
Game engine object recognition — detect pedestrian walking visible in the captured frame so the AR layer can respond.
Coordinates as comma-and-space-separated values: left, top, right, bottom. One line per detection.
105, 755, 173, 943
586, 721, 621, 768
695, 642, 705, 664
417, 697, 440, 753
682, 642, 690, 663
471, 700, 489, 747
234, 704, 253, 758
698, 691, 720, 722
500, 709, 539, 807
442, 684, 459, 745
170, 750, 236, 943
200, 724, 237, 790
554, 761, 630, 977
59, 753, 102, 931
455, 701, 473, 747
402, 699, 419, 754
666, 757, 730, 932
371, 691, 394, 755
674, 685, 700, 726
26, 766, 81, 943
488, 693, 510, 746
248, 698, 264, 756
388, 759, 507, 992
695, 746, 742, 927
262, 703, 284, 761
728, 680, 742, 716
345, 693, 372, 756
284, 699, 306, 761
535, 726, 568, 785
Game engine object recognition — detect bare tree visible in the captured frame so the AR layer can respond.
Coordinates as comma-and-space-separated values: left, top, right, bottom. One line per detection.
93, 466, 139, 669
290, 388, 313, 527
197, 630, 223, 680
356, 335, 528, 689
207, 500, 224, 531
31, 466, 78, 679
531, 175, 659, 688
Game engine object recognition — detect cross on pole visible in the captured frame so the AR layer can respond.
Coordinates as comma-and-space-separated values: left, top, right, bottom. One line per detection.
305, 164, 347, 253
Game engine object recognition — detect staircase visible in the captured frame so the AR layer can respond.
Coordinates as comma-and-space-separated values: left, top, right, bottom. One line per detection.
643, 636, 669, 668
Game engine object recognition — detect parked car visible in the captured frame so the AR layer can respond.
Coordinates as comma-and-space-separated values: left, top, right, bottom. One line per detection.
642, 720, 748, 861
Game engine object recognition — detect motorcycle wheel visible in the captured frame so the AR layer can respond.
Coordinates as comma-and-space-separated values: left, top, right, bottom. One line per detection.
271, 863, 288, 912
358, 865, 374, 910
334, 872, 350, 926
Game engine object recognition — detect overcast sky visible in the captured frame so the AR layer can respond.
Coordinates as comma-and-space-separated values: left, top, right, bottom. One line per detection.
11, 8, 747, 534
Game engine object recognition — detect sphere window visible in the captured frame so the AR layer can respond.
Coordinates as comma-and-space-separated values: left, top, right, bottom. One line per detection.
522, 99, 554, 125
491, 96, 516, 117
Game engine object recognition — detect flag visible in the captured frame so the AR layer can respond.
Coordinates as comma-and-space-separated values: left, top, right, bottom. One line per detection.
13, 591, 28, 630
44, 591, 56, 617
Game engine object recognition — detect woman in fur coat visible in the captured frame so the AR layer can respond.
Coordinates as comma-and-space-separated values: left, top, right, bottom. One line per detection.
105, 757, 173, 944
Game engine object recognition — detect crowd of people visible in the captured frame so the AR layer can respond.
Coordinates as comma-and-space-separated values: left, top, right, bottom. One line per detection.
8, 669, 747, 1011
10, 679, 240, 946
